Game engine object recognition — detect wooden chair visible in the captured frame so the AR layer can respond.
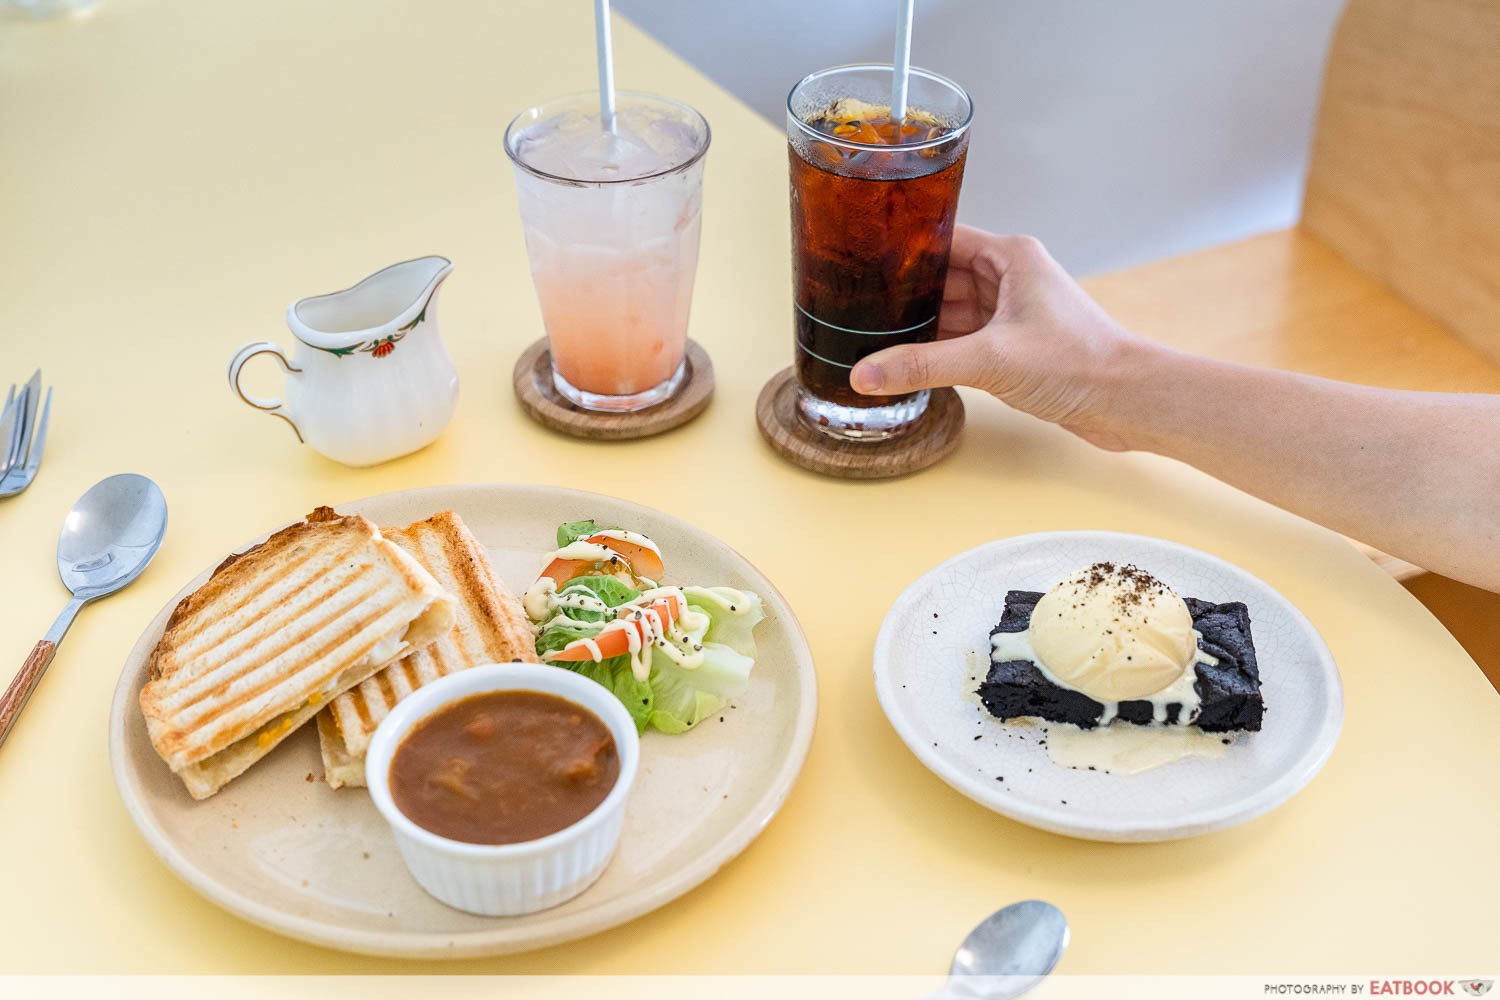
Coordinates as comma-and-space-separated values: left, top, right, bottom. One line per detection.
1077, 0, 1500, 688
1304, 0, 1500, 362
1082, 0, 1500, 568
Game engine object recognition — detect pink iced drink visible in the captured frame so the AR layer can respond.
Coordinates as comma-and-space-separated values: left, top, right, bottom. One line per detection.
508, 97, 708, 404
522, 201, 701, 396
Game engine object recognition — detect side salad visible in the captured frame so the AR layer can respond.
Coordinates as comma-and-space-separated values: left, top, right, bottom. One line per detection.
522, 520, 764, 734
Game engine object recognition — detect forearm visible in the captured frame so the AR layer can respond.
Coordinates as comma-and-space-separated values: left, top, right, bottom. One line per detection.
1102, 340, 1500, 590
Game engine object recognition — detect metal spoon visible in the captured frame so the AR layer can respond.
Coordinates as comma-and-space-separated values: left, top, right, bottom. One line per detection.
0, 474, 167, 749
933, 900, 1070, 999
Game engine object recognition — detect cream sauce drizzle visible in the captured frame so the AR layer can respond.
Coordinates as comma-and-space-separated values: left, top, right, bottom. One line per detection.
990, 629, 1216, 725
1046, 724, 1233, 774
990, 628, 1230, 774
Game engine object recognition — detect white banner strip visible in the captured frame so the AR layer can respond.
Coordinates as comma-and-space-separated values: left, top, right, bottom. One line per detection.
2, 976, 1495, 1000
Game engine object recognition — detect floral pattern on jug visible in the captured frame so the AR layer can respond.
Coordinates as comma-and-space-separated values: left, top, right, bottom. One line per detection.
312, 303, 429, 359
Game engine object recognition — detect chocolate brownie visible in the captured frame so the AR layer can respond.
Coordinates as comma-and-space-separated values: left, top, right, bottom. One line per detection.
978, 590, 1264, 732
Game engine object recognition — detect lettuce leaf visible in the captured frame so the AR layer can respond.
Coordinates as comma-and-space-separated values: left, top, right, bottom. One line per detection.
556, 576, 640, 623
649, 639, 756, 733
563, 655, 654, 733
535, 616, 602, 656
683, 587, 764, 657
647, 590, 763, 733
556, 519, 615, 548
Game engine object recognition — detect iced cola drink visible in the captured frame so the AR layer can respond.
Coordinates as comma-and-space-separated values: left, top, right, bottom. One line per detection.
506, 93, 710, 412
787, 65, 972, 439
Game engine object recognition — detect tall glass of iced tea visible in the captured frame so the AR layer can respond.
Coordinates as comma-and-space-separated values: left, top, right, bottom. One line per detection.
787, 64, 972, 439
506, 93, 710, 413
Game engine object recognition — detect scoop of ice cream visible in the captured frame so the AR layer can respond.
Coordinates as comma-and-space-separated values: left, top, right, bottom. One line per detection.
1029, 563, 1196, 701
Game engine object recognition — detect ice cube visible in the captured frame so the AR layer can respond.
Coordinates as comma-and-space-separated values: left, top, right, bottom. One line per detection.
645, 116, 702, 162
590, 129, 663, 179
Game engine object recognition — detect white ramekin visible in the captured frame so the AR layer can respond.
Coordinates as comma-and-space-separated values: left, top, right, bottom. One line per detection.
365, 661, 640, 916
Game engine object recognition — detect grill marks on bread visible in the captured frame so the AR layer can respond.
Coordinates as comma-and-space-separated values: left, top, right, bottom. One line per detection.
139, 507, 453, 799
317, 511, 538, 788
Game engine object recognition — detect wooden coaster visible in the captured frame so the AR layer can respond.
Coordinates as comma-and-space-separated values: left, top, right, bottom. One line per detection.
755, 367, 965, 479
513, 338, 715, 440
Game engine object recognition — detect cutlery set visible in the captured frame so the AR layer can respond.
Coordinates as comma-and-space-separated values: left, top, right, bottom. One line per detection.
0, 372, 169, 751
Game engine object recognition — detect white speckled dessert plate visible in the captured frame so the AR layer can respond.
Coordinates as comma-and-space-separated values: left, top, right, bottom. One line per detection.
109, 484, 817, 958
874, 531, 1342, 842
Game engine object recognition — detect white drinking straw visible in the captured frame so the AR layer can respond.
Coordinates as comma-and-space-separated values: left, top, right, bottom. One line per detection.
594, 0, 617, 133
890, 0, 916, 125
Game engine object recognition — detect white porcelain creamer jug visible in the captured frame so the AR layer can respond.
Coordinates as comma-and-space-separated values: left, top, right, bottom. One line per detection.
228, 256, 459, 466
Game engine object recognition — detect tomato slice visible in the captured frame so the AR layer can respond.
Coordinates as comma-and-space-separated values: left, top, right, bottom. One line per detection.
586, 534, 665, 580
538, 557, 591, 586
536, 533, 665, 587
547, 596, 682, 663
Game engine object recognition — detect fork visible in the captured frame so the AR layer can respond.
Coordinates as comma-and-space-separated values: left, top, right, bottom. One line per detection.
0, 383, 20, 482
0, 371, 51, 499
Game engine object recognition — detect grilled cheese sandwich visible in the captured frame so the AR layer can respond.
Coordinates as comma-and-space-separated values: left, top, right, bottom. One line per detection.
140, 507, 454, 800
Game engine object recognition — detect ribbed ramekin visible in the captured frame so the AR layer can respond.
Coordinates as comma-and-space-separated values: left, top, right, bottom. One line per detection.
365, 661, 640, 916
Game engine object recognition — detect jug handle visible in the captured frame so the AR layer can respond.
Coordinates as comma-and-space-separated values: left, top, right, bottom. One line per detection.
228, 341, 305, 443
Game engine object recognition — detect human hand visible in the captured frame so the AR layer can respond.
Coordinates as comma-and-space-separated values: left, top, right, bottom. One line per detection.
849, 226, 1145, 450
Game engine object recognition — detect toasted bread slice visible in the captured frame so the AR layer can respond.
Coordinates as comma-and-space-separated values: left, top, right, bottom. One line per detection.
140, 507, 454, 800
317, 510, 538, 788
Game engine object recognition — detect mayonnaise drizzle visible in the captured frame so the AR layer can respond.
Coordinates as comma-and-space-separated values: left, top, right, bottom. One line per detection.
523, 531, 755, 681
555, 589, 609, 615
522, 577, 559, 622
558, 587, 708, 680
523, 530, 665, 621
537, 585, 710, 681
524, 580, 605, 620
591, 529, 662, 558
551, 540, 619, 563
680, 585, 753, 616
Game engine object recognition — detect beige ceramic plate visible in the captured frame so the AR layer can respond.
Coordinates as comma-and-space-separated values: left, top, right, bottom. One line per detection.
108, 484, 817, 958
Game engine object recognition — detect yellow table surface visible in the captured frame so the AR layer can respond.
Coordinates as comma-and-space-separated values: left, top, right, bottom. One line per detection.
1, 0, 1496, 976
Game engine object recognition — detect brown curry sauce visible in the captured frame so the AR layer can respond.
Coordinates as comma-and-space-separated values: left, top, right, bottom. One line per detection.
389, 690, 620, 845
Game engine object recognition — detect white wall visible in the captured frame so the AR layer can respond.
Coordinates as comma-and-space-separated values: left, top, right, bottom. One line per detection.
616, 0, 1347, 275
